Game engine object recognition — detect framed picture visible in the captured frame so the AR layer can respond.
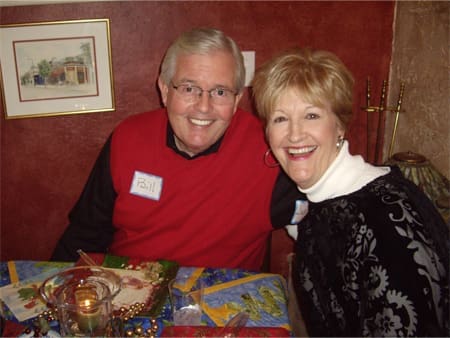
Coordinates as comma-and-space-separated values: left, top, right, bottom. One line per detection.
0, 19, 114, 119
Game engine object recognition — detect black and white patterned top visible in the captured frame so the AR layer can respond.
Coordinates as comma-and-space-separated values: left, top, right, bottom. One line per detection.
292, 166, 449, 337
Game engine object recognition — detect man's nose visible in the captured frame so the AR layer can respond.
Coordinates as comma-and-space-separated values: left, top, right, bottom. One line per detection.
195, 91, 212, 111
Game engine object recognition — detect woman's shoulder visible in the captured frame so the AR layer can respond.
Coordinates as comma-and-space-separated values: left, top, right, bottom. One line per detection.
312, 168, 445, 235
348, 165, 430, 207
339, 166, 448, 255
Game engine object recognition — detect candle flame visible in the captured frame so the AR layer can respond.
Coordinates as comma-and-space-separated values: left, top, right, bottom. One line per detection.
82, 299, 92, 307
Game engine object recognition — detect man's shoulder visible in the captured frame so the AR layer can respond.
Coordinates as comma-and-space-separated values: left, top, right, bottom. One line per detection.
122, 108, 165, 124
115, 108, 166, 133
231, 108, 264, 133
235, 108, 261, 122
111, 108, 167, 149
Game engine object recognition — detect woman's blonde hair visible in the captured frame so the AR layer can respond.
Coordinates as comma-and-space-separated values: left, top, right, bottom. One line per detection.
252, 47, 354, 130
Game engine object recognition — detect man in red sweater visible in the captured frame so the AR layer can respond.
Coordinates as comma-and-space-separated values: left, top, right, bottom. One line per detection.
51, 28, 302, 271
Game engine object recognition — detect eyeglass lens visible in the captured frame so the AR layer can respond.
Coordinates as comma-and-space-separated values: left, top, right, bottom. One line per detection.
172, 83, 236, 105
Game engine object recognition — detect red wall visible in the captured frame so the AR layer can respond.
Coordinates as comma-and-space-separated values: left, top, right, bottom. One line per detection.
0, 1, 395, 276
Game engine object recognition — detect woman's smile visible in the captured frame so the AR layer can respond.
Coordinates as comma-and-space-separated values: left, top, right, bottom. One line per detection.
267, 88, 343, 189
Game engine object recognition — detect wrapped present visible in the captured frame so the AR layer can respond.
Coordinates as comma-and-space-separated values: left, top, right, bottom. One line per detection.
201, 273, 291, 331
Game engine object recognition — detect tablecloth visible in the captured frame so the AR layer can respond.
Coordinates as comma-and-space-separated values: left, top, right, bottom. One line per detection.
0, 257, 292, 337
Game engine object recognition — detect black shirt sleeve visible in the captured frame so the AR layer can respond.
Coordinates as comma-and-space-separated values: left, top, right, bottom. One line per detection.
270, 170, 306, 228
51, 136, 117, 261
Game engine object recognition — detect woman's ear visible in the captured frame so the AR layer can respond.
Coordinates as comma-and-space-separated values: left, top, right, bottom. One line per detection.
265, 125, 270, 139
336, 120, 346, 138
158, 76, 169, 106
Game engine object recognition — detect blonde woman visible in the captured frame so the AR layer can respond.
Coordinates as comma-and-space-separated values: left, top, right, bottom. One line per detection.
252, 47, 449, 337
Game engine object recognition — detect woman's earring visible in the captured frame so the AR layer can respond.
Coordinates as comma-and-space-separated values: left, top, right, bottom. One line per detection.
336, 136, 344, 149
264, 149, 280, 167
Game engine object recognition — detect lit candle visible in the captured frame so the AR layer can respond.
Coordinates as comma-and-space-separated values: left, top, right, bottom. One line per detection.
75, 287, 101, 333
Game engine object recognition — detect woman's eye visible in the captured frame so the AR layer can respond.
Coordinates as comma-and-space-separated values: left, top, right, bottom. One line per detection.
272, 116, 287, 123
306, 113, 319, 120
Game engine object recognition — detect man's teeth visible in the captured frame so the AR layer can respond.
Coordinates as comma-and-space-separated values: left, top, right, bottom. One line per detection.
190, 118, 212, 126
288, 146, 317, 155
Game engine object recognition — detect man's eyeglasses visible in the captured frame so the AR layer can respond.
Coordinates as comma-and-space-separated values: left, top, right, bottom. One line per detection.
171, 82, 237, 105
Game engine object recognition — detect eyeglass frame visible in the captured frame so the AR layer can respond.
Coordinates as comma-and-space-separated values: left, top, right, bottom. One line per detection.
170, 81, 238, 105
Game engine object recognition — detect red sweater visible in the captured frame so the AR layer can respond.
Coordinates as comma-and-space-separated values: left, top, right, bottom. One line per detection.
109, 108, 279, 270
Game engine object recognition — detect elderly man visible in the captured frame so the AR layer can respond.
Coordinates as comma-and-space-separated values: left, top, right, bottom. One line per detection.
51, 28, 301, 270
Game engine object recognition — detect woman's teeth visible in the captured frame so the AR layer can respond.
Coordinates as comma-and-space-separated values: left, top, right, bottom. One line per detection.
288, 146, 317, 155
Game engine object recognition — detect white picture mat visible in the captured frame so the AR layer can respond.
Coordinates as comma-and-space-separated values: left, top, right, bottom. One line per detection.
0, 19, 114, 119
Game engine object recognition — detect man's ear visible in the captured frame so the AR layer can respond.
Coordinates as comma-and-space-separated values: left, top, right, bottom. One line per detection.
158, 76, 169, 106
232, 92, 243, 114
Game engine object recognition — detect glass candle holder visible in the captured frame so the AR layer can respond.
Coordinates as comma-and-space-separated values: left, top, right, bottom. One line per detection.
76, 285, 105, 332
40, 266, 121, 337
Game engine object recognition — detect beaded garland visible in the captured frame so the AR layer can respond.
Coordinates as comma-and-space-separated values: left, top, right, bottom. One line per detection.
23, 302, 159, 337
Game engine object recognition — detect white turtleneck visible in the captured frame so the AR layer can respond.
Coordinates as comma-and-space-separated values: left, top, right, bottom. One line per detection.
286, 141, 390, 240
300, 141, 390, 202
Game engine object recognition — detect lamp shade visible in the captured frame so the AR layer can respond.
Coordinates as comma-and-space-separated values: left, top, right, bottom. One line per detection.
386, 151, 449, 224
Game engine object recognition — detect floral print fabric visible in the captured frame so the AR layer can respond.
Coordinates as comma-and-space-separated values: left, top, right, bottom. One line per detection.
292, 168, 449, 337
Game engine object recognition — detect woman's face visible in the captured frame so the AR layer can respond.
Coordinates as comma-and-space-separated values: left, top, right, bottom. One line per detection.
266, 88, 344, 189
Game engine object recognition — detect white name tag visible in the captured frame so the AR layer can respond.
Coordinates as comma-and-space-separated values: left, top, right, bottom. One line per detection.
130, 171, 163, 200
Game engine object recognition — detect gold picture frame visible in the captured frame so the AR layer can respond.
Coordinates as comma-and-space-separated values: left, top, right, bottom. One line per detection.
0, 19, 115, 119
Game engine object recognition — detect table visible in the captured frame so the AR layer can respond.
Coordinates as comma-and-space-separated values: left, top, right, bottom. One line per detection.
0, 259, 293, 337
